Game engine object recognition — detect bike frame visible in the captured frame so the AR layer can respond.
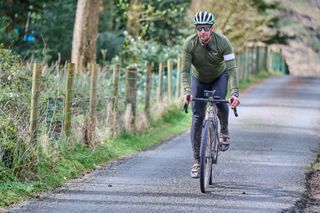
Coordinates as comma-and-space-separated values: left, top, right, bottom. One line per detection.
184, 89, 238, 193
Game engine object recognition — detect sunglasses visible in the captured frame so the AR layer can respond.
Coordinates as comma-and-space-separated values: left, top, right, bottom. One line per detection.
196, 26, 211, 32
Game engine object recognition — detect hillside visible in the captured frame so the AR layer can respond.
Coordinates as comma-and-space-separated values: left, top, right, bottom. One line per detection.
270, 0, 320, 76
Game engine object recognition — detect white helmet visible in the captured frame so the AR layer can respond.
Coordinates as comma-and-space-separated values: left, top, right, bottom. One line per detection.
193, 11, 215, 25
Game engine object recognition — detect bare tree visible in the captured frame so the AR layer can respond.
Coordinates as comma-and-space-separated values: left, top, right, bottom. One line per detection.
71, 0, 101, 72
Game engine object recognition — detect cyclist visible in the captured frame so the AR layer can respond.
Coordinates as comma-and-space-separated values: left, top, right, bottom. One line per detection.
182, 11, 240, 178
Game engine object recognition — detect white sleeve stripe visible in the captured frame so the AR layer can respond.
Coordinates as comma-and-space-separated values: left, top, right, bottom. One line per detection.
223, 53, 235, 61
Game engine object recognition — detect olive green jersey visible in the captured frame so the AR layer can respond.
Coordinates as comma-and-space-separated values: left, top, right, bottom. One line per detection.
181, 32, 239, 96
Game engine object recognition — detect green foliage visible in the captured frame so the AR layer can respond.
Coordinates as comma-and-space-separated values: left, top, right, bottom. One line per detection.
0, 70, 278, 207
0, 17, 19, 47
0, 45, 31, 116
0, 0, 60, 61
120, 31, 182, 67
0, 117, 17, 169
138, 0, 190, 46
113, 0, 130, 30
0, 45, 32, 179
99, 0, 115, 31
264, 31, 293, 45
97, 31, 125, 62
121, 0, 190, 45
121, 31, 162, 65
1, 0, 188, 63
15, 0, 77, 63
109, 0, 189, 64
0, 1, 292, 208
0, 45, 66, 179
0, 0, 292, 64
251, 0, 291, 45
249, 0, 279, 12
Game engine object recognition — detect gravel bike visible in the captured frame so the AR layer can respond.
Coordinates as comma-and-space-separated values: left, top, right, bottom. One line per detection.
184, 90, 238, 193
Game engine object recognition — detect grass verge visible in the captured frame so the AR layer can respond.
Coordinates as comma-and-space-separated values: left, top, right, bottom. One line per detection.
0, 71, 278, 208
0, 104, 192, 207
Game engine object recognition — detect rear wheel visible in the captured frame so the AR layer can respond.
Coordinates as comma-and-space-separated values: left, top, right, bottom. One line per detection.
200, 121, 214, 193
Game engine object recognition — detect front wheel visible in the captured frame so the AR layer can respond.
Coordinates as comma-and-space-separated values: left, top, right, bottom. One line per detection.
200, 121, 214, 193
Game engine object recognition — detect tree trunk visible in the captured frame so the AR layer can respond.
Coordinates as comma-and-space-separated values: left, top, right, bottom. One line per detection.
71, 0, 101, 72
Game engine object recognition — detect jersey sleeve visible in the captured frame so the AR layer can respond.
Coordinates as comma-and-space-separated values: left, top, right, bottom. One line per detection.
222, 37, 239, 96
181, 38, 193, 94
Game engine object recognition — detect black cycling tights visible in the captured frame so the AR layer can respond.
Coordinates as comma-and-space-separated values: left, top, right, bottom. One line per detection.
190, 70, 229, 161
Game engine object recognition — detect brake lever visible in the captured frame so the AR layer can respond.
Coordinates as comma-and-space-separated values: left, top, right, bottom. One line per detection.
229, 97, 239, 117
233, 107, 238, 117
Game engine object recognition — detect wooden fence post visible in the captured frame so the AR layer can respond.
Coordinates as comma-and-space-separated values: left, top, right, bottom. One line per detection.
64, 61, 68, 75
259, 45, 264, 72
167, 59, 173, 101
253, 45, 257, 74
63, 63, 75, 142
237, 52, 241, 81
144, 63, 153, 118
180, 58, 184, 96
125, 65, 137, 131
255, 45, 260, 73
277, 48, 281, 72
235, 52, 241, 81
88, 63, 99, 146
263, 45, 268, 72
260, 45, 264, 72
176, 57, 181, 98
55, 54, 61, 75
280, 48, 286, 74
29, 63, 42, 144
111, 63, 120, 136
267, 47, 272, 72
250, 45, 255, 77
240, 51, 246, 80
248, 45, 253, 75
251, 44, 256, 75
157, 62, 163, 102
244, 46, 249, 80
265, 46, 269, 72
269, 48, 274, 72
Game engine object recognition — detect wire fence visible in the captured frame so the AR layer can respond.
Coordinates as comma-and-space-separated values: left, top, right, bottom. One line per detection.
0, 44, 288, 178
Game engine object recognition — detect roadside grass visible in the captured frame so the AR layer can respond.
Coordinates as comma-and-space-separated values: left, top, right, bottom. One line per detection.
0, 104, 192, 207
0, 71, 278, 208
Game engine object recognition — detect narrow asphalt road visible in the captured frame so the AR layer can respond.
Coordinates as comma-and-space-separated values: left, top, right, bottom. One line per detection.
10, 76, 320, 213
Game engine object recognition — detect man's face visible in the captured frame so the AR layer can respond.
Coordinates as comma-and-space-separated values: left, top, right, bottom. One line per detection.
196, 24, 214, 42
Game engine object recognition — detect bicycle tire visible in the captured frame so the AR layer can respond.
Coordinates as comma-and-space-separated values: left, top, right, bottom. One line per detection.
212, 126, 219, 164
209, 129, 219, 185
200, 120, 214, 193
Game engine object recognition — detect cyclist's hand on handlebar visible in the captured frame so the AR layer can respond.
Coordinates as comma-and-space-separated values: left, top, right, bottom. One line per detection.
184, 93, 192, 105
229, 96, 240, 109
